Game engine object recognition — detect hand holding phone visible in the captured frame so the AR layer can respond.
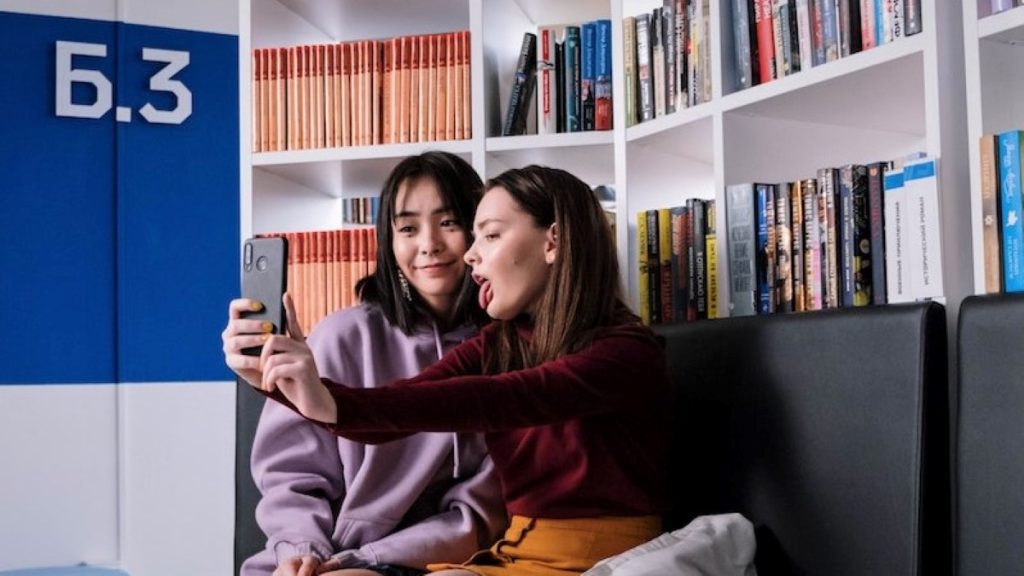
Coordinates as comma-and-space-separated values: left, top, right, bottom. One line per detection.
240, 236, 288, 356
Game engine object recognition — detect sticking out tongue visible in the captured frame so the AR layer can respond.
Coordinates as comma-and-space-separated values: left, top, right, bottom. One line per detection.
478, 280, 493, 310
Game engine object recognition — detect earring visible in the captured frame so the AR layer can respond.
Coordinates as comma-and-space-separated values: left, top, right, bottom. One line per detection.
398, 269, 412, 301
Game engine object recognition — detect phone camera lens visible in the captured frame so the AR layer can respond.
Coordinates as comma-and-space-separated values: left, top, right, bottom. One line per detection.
256, 255, 268, 271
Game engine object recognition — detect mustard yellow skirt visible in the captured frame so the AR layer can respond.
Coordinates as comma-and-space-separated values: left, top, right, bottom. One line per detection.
427, 514, 662, 576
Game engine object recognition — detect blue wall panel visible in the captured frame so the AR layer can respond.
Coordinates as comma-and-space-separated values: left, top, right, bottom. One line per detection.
0, 12, 117, 384
0, 11, 238, 384
116, 23, 238, 382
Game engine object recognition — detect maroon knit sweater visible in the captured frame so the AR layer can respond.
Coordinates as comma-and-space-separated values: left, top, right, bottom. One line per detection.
279, 322, 671, 519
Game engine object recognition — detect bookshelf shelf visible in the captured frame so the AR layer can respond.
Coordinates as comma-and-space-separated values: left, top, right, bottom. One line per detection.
242, 0, 978, 320
977, 5, 1024, 41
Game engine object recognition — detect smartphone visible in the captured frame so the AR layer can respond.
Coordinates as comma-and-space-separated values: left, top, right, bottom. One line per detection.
241, 236, 289, 356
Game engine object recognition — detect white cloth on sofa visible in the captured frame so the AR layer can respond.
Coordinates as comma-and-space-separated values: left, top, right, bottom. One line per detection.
581, 513, 757, 576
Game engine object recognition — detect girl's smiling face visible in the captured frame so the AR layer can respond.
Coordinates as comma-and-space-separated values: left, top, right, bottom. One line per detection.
392, 177, 469, 317
464, 186, 556, 320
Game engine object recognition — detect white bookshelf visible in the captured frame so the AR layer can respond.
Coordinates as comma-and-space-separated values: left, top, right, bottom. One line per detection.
242, 0, 974, 317
964, 1, 1024, 294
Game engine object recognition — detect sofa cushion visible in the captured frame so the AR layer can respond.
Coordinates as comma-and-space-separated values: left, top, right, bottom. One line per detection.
956, 293, 1024, 575
656, 302, 949, 576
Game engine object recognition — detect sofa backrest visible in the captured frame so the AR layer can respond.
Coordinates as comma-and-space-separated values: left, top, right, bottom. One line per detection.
956, 293, 1024, 576
234, 381, 265, 575
656, 302, 950, 576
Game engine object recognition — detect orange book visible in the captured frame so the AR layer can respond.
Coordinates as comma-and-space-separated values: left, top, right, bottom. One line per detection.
461, 31, 471, 139
324, 44, 335, 148
451, 33, 462, 140
382, 40, 393, 144
274, 47, 286, 151
426, 35, 437, 142
340, 43, 351, 147
314, 231, 326, 328
366, 227, 378, 277
371, 40, 381, 145
314, 44, 324, 149
417, 35, 428, 143
287, 47, 298, 150
399, 36, 410, 143
435, 34, 447, 142
300, 45, 311, 149
409, 37, 420, 143
326, 230, 336, 315
252, 49, 262, 152
342, 229, 355, 308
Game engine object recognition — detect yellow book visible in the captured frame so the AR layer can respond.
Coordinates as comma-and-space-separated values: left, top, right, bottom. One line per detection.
637, 211, 650, 325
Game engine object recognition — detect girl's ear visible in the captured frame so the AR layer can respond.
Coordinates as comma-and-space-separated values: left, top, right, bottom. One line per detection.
544, 223, 558, 264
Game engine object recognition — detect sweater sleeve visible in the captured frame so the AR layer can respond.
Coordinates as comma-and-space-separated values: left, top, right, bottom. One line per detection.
250, 400, 344, 564
248, 315, 363, 565
325, 325, 665, 443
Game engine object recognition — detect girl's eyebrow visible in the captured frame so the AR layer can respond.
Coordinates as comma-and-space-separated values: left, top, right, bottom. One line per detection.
473, 217, 506, 231
395, 206, 454, 219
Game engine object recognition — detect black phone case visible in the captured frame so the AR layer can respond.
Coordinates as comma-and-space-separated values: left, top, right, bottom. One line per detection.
241, 236, 288, 356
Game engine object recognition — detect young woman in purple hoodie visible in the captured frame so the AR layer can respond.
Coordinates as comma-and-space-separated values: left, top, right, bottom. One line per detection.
227, 166, 671, 576
228, 152, 507, 576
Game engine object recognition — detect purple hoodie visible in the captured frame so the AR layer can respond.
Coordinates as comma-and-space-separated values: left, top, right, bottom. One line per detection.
242, 303, 507, 575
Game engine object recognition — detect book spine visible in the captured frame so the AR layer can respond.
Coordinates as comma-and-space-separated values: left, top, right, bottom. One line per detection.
581, 21, 596, 131
754, 0, 776, 83
850, 164, 871, 306
756, 183, 777, 314
775, 184, 794, 312
860, 0, 876, 49
705, 200, 719, 319
838, 165, 856, 306
980, 134, 1002, 294
502, 32, 537, 136
726, 183, 758, 316
622, 18, 637, 128
636, 15, 654, 122
676, 0, 690, 108
773, 1, 789, 77
904, 0, 921, 36
647, 209, 662, 322
563, 26, 582, 132
903, 158, 943, 299
796, 0, 813, 73
662, 5, 676, 114
821, 0, 840, 61
658, 207, 674, 323
555, 39, 565, 132
787, 0, 800, 74
670, 205, 688, 322
867, 162, 888, 304
999, 131, 1024, 292
733, 0, 754, 90
802, 178, 822, 310
651, 8, 666, 117
595, 19, 613, 130
790, 181, 805, 311
693, 199, 708, 318
537, 26, 560, 135
818, 168, 839, 307
637, 211, 650, 324
884, 169, 909, 302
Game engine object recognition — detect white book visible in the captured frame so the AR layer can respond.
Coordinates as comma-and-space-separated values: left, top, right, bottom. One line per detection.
883, 168, 911, 303
796, 0, 813, 73
903, 157, 943, 300
537, 25, 562, 135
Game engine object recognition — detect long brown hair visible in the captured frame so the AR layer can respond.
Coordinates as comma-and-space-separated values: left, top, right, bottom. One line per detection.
355, 151, 488, 333
484, 166, 637, 373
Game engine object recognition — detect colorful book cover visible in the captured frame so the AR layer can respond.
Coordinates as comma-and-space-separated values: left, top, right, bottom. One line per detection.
999, 131, 1024, 292
726, 183, 758, 316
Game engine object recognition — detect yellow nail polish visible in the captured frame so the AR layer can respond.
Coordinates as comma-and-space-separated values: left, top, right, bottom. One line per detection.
261, 333, 271, 342
250, 300, 263, 311
261, 321, 273, 332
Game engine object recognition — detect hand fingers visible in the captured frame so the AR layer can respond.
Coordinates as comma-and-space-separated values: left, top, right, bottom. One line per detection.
315, 559, 340, 574
229, 297, 264, 319
284, 293, 305, 341
296, 556, 317, 576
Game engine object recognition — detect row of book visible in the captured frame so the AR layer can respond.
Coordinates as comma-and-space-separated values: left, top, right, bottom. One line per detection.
251, 31, 471, 153
636, 199, 720, 325
624, 0, 713, 128
991, 0, 1023, 15
343, 196, 381, 226
731, 0, 922, 90
725, 154, 942, 316
979, 130, 1024, 294
260, 229, 379, 335
502, 20, 614, 136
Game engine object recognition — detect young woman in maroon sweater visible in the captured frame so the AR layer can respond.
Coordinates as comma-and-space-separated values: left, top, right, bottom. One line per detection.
234, 166, 671, 576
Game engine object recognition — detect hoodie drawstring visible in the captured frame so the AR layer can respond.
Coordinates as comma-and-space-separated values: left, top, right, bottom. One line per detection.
433, 322, 461, 479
